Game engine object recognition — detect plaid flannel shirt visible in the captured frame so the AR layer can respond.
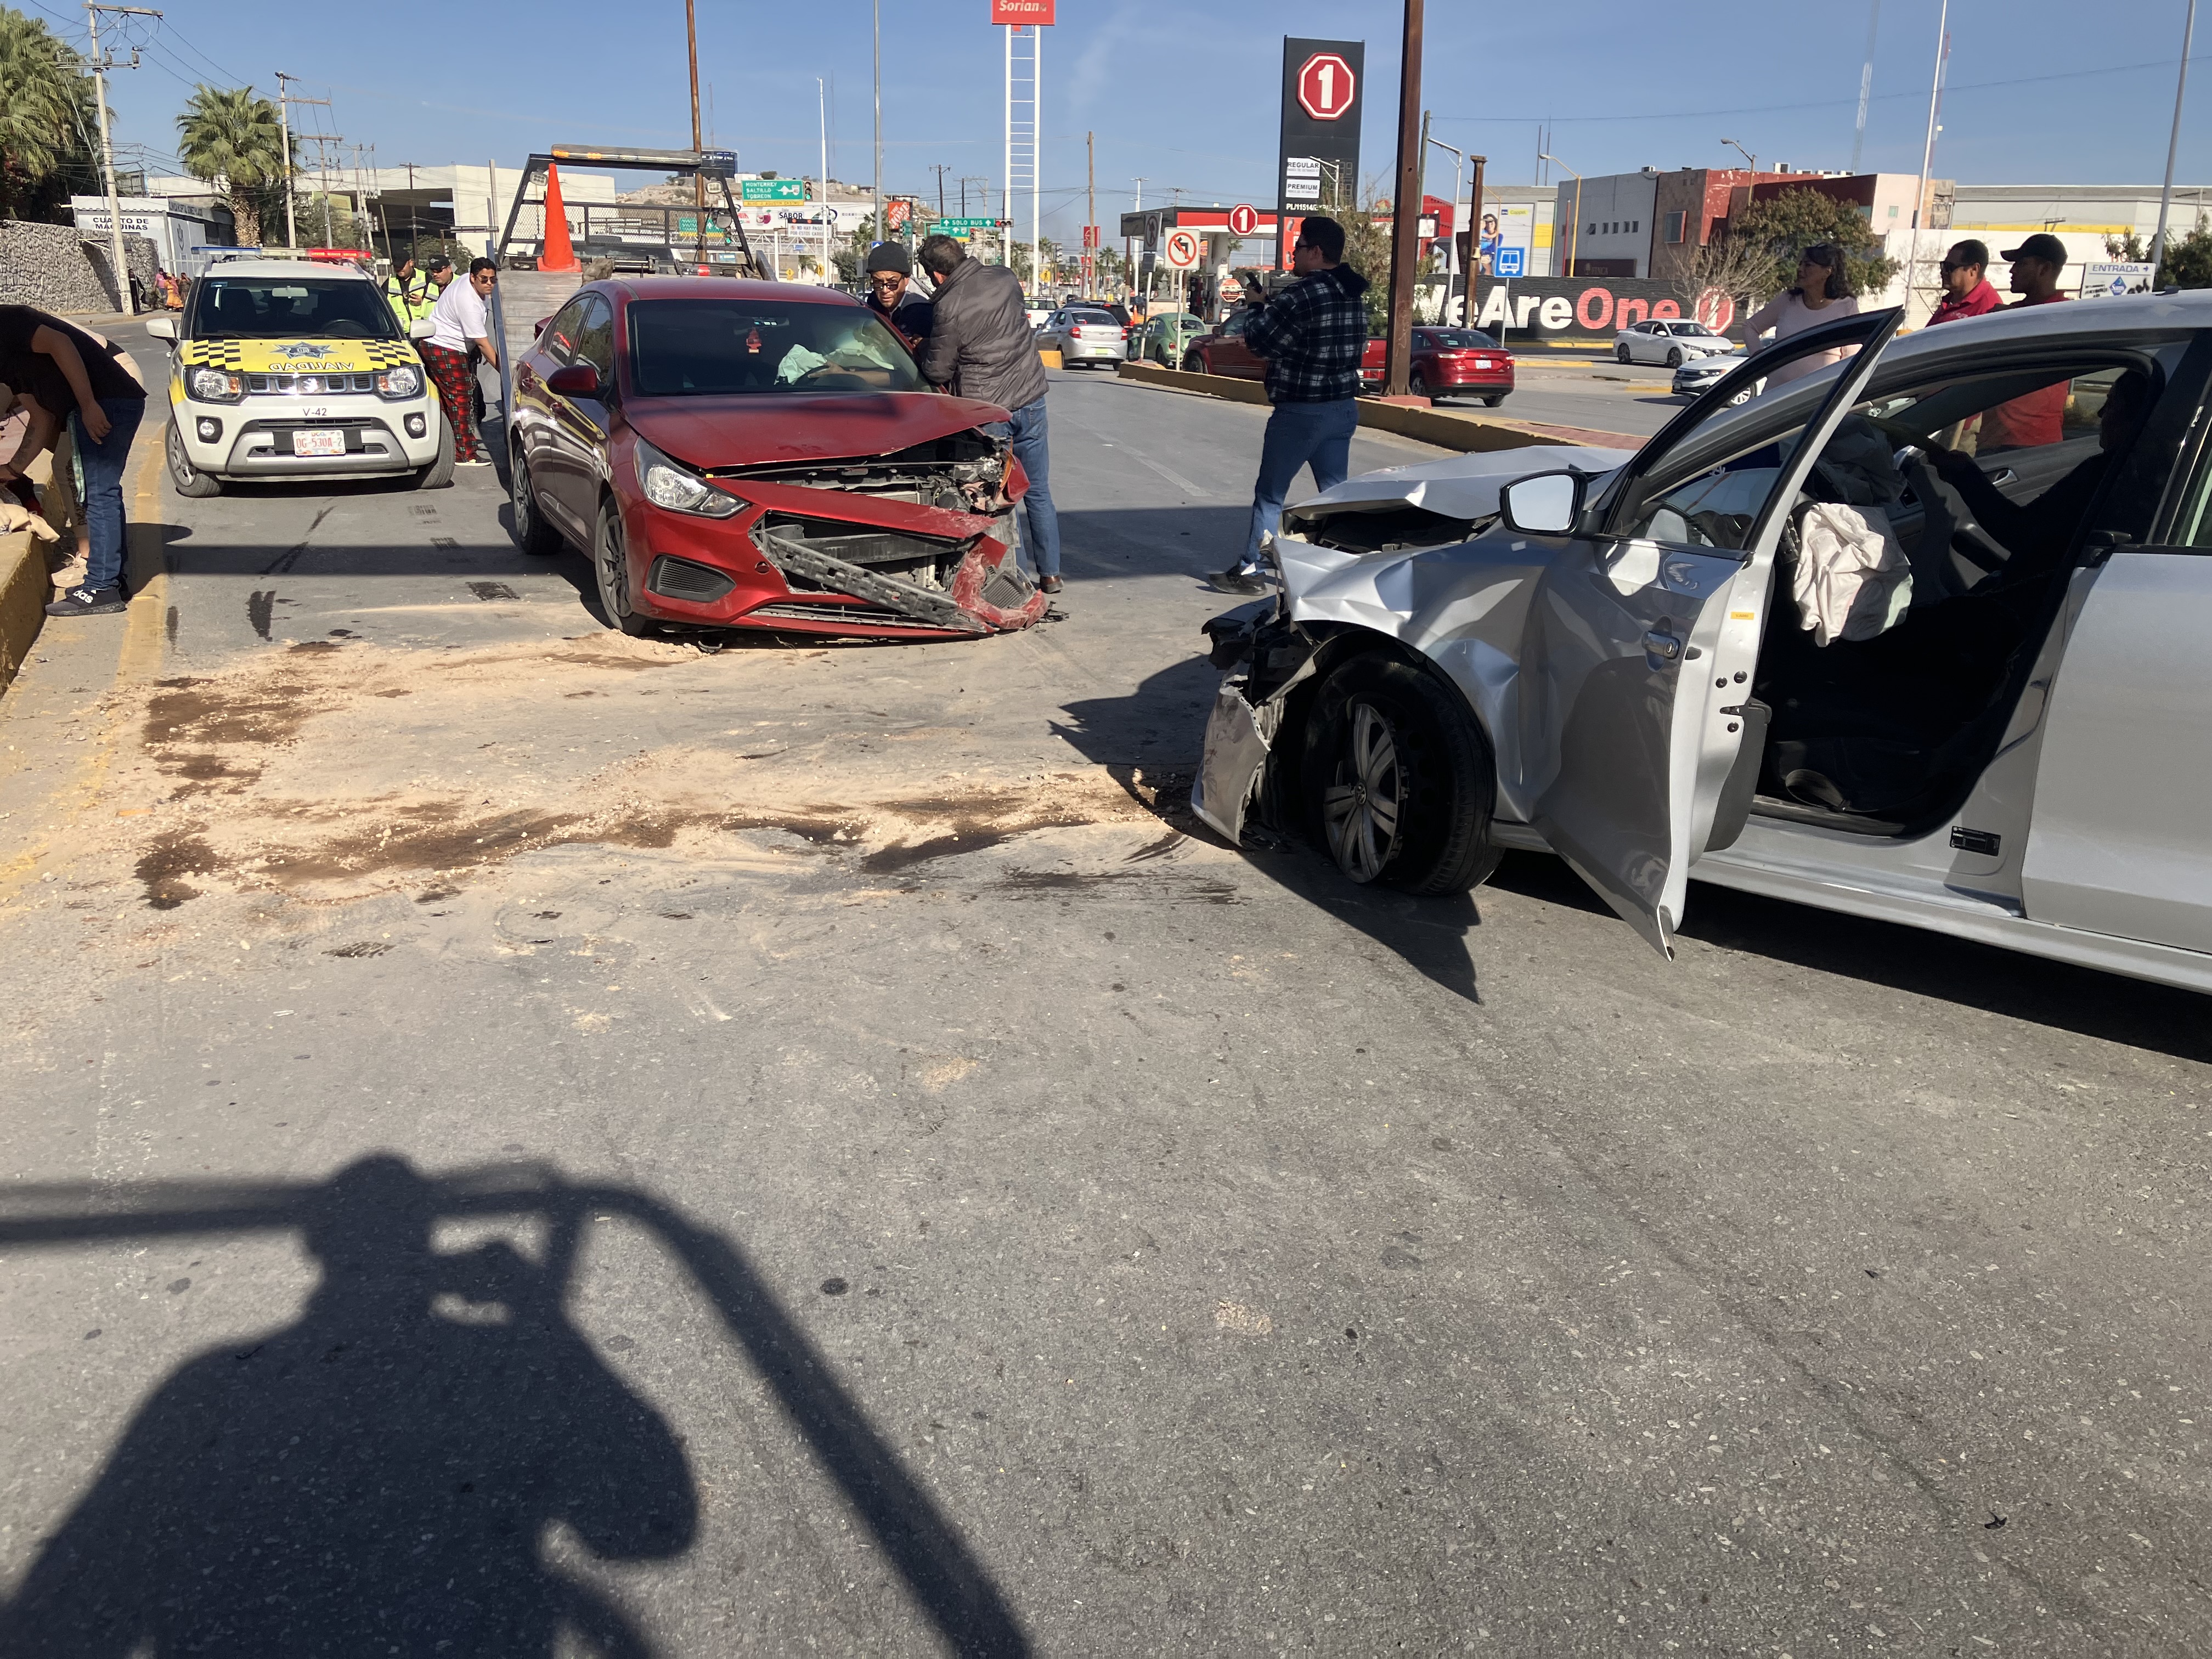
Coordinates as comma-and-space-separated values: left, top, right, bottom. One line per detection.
1243, 264, 1370, 403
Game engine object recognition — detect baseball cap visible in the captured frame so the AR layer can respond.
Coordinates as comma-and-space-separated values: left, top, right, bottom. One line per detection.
2000, 233, 2068, 268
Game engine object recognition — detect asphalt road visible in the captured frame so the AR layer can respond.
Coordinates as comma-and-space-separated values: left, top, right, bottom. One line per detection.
1, 345, 2206, 1656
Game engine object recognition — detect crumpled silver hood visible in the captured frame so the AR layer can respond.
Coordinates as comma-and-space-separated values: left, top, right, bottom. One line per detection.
1282, 444, 1639, 531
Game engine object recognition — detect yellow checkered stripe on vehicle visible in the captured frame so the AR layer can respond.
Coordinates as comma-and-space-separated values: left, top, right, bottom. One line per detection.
359, 341, 420, 369
179, 339, 247, 370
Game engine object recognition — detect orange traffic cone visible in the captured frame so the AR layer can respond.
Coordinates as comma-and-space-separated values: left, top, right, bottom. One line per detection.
539, 163, 579, 273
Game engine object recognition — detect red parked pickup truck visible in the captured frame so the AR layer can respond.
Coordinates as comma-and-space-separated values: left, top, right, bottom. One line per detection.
1185, 317, 1513, 408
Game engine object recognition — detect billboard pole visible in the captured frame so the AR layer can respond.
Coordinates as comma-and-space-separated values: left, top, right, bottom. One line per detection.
1384, 0, 1425, 397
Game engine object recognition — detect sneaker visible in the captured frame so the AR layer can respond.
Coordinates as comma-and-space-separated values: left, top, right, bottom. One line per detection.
1040, 575, 1064, 594
45, 583, 128, 617
1209, 567, 1271, 596
457, 456, 493, 467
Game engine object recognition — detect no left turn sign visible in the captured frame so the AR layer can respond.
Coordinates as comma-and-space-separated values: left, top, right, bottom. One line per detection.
1163, 229, 1203, 269
1227, 203, 1260, 238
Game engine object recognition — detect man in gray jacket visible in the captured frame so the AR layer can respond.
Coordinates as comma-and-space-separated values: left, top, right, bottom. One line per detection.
918, 235, 1062, 594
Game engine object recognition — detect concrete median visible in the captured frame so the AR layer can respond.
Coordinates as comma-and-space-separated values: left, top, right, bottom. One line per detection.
1113, 360, 1639, 452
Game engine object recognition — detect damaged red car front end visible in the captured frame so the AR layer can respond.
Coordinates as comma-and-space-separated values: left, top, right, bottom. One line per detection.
509, 278, 1048, 641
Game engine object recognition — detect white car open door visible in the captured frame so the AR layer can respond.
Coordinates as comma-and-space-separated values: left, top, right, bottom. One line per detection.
1510, 307, 1905, 956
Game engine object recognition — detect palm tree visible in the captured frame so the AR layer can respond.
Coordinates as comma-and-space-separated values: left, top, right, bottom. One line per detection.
176, 84, 290, 245
0, 8, 99, 221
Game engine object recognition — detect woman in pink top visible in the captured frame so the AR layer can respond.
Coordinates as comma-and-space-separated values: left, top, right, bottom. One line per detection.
1742, 244, 1861, 385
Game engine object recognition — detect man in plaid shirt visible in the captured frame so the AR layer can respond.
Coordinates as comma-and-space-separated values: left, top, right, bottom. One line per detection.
1213, 216, 1372, 594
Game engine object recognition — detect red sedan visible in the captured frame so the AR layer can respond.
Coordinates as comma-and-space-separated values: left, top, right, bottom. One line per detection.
507, 278, 1046, 641
1357, 328, 1514, 407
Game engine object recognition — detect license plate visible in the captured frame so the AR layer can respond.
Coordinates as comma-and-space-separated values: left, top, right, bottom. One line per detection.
292, 429, 345, 457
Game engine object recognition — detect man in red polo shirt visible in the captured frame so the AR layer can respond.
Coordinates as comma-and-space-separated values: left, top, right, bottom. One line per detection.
1978, 234, 2073, 452
1928, 239, 2003, 326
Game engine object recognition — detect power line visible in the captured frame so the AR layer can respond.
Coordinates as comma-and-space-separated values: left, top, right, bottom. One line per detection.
1430, 51, 2212, 127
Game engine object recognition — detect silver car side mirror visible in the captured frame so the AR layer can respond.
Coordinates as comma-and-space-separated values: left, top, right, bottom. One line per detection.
1499, 470, 1582, 535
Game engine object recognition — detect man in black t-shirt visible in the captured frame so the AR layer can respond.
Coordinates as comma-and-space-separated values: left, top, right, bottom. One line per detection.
0, 305, 148, 617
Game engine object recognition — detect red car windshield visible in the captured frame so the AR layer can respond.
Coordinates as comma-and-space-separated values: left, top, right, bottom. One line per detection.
627, 298, 922, 396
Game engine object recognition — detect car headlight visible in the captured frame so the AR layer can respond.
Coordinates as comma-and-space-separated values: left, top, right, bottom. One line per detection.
377, 365, 422, 398
636, 438, 742, 518
189, 366, 244, 403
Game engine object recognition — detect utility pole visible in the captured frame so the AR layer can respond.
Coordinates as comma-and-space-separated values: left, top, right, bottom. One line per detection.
1384, 0, 1426, 397
931, 163, 950, 218
685, 0, 705, 268
818, 77, 830, 204
1468, 153, 1486, 300
872, 0, 883, 244
1086, 131, 1096, 297
2152, 0, 2199, 275
273, 74, 329, 250
85, 3, 159, 314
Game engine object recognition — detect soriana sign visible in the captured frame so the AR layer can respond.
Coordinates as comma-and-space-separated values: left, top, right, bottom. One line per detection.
990, 0, 1053, 20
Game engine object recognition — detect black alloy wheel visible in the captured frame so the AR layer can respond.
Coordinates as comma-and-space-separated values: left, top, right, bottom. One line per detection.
1302, 654, 1500, 896
510, 449, 563, 555
594, 498, 652, 636
1409, 370, 1429, 398
1666, 348, 1684, 368
1616, 343, 1632, 363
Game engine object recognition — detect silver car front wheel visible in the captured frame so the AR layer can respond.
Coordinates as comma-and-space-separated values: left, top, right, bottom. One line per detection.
1322, 701, 1404, 883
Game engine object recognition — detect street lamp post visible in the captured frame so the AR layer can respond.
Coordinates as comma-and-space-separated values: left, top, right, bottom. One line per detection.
1426, 133, 1463, 320
1720, 137, 1757, 176
1539, 152, 1581, 279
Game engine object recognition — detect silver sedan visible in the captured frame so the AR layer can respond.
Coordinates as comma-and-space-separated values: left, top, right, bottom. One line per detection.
1194, 292, 2212, 992
1033, 306, 1128, 368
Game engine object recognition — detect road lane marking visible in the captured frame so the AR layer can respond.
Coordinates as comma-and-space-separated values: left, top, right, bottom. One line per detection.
1127, 449, 1209, 498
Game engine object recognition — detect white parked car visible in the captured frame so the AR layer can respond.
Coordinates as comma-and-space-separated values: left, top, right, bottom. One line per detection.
1194, 294, 2212, 993
1616, 317, 1735, 366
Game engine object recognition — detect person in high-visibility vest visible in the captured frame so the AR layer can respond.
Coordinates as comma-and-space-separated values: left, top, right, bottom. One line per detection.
383, 256, 430, 326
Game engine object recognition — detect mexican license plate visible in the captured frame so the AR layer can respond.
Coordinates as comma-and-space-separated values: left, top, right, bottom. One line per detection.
292, 429, 345, 457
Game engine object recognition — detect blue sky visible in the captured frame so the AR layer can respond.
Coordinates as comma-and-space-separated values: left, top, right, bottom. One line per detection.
35, 0, 2212, 246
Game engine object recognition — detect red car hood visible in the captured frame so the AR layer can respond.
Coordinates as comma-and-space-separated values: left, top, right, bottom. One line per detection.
623, 392, 1011, 470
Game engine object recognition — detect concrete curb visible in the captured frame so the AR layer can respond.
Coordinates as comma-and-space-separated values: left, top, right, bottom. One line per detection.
0, 528, 44, 692
1113, 361, 1630, 453
0, 425, 164, 700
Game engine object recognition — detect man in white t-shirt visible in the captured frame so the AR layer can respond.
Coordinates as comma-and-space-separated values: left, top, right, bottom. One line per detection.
422, 258, 499, 466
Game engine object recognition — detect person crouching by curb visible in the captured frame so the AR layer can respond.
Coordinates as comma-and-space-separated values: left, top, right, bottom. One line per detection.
1212, 216, 1369, 595
864, 242, 933, 356
917, 233, 1062, 596
423, 258, 500, 467
0, 304, 148, 617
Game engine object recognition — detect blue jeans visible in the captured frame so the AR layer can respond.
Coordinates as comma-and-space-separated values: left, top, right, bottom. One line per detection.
984, 396, 1060, 581
1242, 397, 1357, 571
74, 396, 145, 591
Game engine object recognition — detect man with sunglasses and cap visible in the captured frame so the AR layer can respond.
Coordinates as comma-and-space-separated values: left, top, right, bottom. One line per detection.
1978, 233, 2073, 452
1928, 239, 2002, 327
862, 242, 933, 356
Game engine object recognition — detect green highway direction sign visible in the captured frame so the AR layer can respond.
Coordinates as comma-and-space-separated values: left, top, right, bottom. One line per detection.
934, 216, 1006, 241
741, 179, 808, 202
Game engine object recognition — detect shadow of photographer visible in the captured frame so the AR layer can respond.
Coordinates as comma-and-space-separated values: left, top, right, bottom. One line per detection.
0, 1155, 1029, 1657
